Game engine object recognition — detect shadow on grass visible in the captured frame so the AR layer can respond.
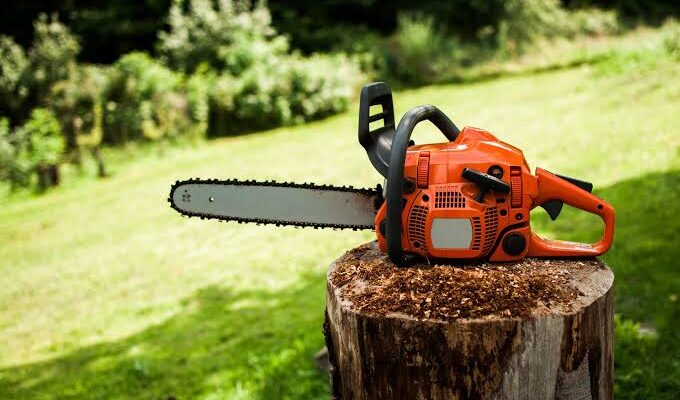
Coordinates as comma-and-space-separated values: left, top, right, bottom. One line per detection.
0, 271, 330, 400
532, 168, 680, 399
2, 170, 679, 400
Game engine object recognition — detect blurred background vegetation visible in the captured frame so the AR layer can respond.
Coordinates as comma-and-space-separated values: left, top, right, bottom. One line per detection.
2, 0, 679, 193
0, 0, 679, 399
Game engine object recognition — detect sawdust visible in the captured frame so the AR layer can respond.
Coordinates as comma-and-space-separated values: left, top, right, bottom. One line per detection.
328, 243, 603, 321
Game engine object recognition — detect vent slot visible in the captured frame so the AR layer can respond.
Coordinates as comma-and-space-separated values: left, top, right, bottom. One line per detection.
408, 205, 428, 250
434, 187, 466, 209
482, 207, 498, 254
471, 216, 482, 250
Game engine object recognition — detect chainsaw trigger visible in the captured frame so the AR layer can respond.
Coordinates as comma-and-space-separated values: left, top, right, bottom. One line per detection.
541, 199, 564, 221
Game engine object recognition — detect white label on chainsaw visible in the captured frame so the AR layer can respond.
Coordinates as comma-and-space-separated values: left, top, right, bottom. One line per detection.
430, 218, 472, 249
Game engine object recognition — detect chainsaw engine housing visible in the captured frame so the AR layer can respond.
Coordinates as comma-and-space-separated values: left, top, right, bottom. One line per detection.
374, 127, 534, 262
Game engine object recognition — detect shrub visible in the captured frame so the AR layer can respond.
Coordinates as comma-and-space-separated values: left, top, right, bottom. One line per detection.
104, 52, 185, 144
285, 54, 359, 121
0, 14, 79, 127
159, 0, 288, 74
569, 8, 622, 37
50, 65, 108, 151
0, 108, 65, 190
663, 22, 680, 60
27, 14, 80, 105
158, 0, 363, 136
20, 108, 64, 166
0, 36, 29, 121
0, 118, 16, 184
497, 1, 623, 56
207, 54, 362, 135
497, 0, 571, 55
49, 65, 109, 176
385, 13, 459, 86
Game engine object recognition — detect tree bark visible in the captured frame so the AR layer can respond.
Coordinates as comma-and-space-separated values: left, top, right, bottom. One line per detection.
91, 146, 108, 178
324, 242, 614, 400
36, 164, 60, 191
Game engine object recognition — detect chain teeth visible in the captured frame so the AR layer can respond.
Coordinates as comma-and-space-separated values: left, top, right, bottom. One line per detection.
168, 178, 381, 231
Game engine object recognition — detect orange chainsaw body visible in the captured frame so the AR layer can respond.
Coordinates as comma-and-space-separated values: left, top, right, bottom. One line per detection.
373, 127, 615, 262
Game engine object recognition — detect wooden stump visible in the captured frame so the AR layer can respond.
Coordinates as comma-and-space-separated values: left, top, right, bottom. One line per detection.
324, 242, 613, 400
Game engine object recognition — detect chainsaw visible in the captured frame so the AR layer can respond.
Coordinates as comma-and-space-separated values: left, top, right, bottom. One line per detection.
169, 82, 614, 266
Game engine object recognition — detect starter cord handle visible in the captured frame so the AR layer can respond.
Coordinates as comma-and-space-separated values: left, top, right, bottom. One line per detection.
386, 105, 460, 266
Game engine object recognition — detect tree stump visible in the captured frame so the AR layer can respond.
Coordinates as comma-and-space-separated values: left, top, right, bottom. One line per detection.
324, 242, 613, 400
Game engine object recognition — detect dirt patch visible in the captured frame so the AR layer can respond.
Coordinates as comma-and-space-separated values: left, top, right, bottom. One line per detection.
328, 242, 604, 321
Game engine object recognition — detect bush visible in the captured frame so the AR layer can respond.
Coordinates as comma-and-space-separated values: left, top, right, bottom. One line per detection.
185, 65, 214, 138
0, 14, 79, 127
497, 1, 623, 56
663, 22, 680, 60
159, 0, 288, 74
497, 0, 571, 55
0, 108, 65, 190
0, 118, 16, 184
569, 8, 622, 37
104, 52, 186, 144
384, 13, 459, 86
158, 0, 363, 136
208, 54, 362, 135
49, 65, 108, 151
27, 14, 80, 106
0, 36, 29, 120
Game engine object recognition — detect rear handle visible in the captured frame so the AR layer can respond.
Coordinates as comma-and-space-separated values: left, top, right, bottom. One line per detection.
528, 168, 615, 257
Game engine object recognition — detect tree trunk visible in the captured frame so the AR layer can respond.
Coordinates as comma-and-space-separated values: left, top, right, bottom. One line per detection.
91, 146, 108, 178
36, 164, 60, 191
324, 242, 614, 400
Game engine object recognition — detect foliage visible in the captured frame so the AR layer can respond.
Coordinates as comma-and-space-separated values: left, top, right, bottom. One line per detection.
185, 65, 214, 137
20, 108, 64, 166
27, 14, 80, 106
0, 14, 79, 127
1, 1, 678, 64
159, 0, 288, 74
365, 3, 625, 85
0, 118, 15, 183
207, 53, 361, 135
0, 36, 29, 117
383, 14, 460, 86
0, 108, 65, 189
497, 0, 573, 55
157, 0, 362, 136
662, 22, 680, 60
569, 8, 622, 36
49, 65, 108, 151
104, 52, 186, 144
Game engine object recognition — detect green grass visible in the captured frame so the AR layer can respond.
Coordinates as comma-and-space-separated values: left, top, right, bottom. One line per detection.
1, 41, 679, 399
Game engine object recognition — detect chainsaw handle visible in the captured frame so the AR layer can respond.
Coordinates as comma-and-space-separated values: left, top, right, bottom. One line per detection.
528, 168, 615, 257
386, 105, 460, 266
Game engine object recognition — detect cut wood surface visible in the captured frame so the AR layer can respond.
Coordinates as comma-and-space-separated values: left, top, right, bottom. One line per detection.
324, 242, 614, 400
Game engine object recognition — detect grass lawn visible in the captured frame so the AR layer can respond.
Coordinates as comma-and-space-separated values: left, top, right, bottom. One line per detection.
1, 35, 679, 399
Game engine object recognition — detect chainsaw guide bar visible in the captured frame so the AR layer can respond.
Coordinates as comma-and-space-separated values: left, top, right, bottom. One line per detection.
168, 178, 381, 231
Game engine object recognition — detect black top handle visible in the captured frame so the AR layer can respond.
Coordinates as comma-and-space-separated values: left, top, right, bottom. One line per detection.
386, 105, 460, 266
358, 82, 396, 178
